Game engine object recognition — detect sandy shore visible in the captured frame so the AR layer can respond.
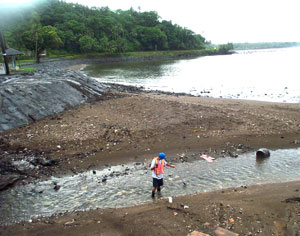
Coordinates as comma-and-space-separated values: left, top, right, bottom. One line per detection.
1, 85, 300, 235
66, 64, 88, 71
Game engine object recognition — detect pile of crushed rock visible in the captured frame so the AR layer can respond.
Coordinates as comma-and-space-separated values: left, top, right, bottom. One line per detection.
0, 63, 109, 133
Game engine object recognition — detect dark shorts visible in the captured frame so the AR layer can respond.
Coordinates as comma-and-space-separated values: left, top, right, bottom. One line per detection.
153, 178, 163, 187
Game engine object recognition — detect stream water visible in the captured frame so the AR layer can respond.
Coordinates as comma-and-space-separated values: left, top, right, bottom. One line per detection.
1, 148, 300, 225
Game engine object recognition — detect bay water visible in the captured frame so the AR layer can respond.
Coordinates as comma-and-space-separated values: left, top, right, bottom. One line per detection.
84, 47, 300, 103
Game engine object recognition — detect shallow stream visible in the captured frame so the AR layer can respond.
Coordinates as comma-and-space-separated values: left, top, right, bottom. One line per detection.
1, 148, 300, 225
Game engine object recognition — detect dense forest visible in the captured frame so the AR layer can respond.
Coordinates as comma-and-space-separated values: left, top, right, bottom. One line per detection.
0, 0, 210, 61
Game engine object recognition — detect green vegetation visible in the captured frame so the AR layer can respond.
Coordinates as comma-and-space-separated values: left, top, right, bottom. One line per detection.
1, 0, 230, 63
215, 43, 234, 54
233, 42, 300, 50
17, 59, 36, 65
45, 48, 221, 60
11, 67, 37, 73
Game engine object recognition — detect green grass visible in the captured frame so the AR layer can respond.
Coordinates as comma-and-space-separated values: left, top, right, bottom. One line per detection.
18, 59, 36, 65
45, 48, 218, 60
8, 48, 219, 66
11, 67, 37, 73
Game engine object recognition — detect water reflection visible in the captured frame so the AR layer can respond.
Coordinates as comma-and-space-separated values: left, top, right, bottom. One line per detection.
86, 59, 177, 81
255, 157, 270, 172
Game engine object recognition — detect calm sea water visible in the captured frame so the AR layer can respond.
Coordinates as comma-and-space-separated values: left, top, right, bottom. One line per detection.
84, 47, 300, 103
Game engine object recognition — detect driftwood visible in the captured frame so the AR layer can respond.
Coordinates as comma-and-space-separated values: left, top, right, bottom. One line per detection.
282, 197, 300, 203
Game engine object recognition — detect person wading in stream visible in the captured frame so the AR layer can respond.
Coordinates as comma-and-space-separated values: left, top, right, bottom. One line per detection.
150, 152, 175, 198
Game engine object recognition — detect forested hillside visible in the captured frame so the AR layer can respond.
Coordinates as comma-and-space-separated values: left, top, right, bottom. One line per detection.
0, 0, 207, 58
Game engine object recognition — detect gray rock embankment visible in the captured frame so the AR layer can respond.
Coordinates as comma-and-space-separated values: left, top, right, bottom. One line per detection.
0, 65, 109, 133
0, 61, 144, 191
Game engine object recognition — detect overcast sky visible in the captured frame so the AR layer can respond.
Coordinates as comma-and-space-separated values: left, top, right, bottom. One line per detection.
4, 0, 300, 44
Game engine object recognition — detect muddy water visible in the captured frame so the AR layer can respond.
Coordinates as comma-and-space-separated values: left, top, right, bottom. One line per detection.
1, 148, 300, 225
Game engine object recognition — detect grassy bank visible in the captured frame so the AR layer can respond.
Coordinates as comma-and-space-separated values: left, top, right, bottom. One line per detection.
1, 49, 226, 75
0, 48, 232, 70
11, 67, 37, 73
14, 48, 227, 65
50, 48, 224, 59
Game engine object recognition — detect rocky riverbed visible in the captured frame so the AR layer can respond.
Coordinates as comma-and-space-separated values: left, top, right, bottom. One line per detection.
0, 59, 300, 235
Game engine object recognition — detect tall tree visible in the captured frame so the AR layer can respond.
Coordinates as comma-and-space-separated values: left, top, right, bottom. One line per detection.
22, 24, 62, 63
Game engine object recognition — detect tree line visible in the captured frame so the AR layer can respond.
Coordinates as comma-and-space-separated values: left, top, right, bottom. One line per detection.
0, 0, 208, 62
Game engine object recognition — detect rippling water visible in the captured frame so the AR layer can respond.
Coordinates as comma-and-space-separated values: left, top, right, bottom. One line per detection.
84, 47, 300, 103
1, 148, 300, 225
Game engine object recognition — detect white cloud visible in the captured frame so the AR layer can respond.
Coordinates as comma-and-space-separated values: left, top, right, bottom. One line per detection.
2, 0, 36, 8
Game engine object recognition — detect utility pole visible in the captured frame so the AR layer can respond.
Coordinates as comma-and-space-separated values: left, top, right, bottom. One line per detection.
0, 30, 10, 75
35, 31, 38, 63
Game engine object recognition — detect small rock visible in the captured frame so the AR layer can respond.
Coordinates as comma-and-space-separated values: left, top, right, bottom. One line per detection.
64, 219, 75, 226
0, 174, 20, 191
54, 185, 60, 191
215, 227, 239, 236
187, 231, 211, 236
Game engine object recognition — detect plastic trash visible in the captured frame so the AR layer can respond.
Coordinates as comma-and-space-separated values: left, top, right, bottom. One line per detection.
168, 197, 173, 203
200, 155, 215, 162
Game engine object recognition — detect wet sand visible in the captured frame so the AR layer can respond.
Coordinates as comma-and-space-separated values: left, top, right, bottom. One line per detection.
66, 64, 87, 71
